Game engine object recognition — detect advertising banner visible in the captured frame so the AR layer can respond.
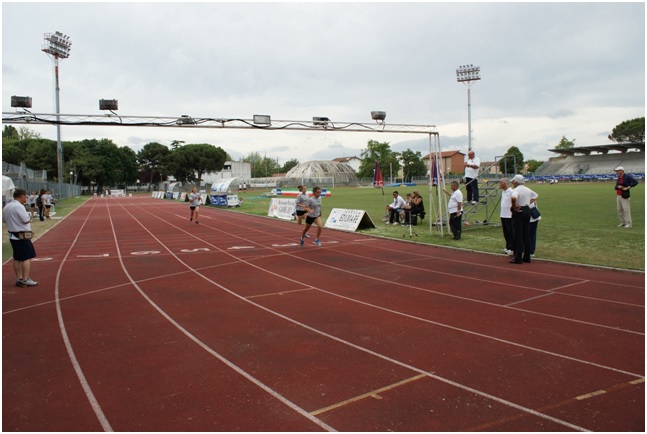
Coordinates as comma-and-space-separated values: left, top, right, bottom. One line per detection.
325, 208, 376, 232
268, 198, 296, 220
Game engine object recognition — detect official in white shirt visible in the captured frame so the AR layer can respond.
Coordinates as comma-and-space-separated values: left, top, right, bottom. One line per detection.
464, 150, 481, 205
509, 174, 535, 264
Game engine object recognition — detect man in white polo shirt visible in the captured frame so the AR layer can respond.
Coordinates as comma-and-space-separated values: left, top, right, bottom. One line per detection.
464, 150, 480, 205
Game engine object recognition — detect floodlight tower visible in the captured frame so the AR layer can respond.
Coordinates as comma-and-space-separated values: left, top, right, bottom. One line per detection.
42, 31, 72, 186
456, 64, 480, 151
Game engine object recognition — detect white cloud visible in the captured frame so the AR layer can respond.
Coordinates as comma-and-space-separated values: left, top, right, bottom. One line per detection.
2, 2, 644, 166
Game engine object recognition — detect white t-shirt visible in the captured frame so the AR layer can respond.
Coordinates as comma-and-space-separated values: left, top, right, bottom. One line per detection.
448, 189, 463, 213
189, 193, 201, 207
465, 157, 480, 178
500, 187, 513, 218
3, 199, 32, 239
511, 185, 533, 207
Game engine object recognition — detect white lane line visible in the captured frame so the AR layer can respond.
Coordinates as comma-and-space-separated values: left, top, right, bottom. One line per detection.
107, 201, 336, 432
54, 200, 113, 431
119, 202, 595, 432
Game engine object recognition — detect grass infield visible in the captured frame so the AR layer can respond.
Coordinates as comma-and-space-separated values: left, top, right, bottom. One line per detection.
3, 182, 644, 271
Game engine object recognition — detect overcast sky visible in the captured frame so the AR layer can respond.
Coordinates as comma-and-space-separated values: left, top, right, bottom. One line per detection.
2, 2, 645, 165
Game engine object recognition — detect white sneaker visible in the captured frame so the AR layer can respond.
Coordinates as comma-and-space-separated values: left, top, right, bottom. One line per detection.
23, 277, 38, 287
624, 225, 632, 228
392, 222, 399, 225
617, 223, 625, 227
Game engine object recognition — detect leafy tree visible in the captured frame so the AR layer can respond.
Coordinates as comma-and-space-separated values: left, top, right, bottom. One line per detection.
138, 142, 170, 191
243, 152, 281, 178
608, 117, 645, 143
555, 136, 575, 149
498, 146, 524, 174
357, 140, 400, 180
18, 126, 41, 140
399, 149, 427, 182
2, 125, 19, 140
71, 138, 124, 192
115, 146, 139, 187
24, 138, 58, 178
281, 158, 299, 173
525, 159, 544, 174
1, 141, 25, 165
170, 143, 228, 186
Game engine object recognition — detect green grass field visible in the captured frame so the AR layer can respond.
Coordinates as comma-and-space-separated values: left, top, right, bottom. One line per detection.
3, 183, 644, 270
230, 181, 645, 271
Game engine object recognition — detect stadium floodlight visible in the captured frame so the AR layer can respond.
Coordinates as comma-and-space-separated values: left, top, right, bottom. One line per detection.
253, 114, 271, 125
99, 99, 118, 111
371, 111, 386, 123
42, 31, 72, 186
11, 96, 32, 108
313, 116, 330, 126
456, 64, 481, 151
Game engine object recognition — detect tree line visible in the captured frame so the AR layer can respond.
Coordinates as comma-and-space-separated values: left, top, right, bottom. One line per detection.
2, 126, 229, 192
3, 117, 642, 190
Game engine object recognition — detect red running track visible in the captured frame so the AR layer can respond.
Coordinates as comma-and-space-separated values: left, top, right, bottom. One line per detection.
3, 196, 644, 431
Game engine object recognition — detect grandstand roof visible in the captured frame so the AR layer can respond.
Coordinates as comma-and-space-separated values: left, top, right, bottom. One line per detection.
548, 142, 644, 156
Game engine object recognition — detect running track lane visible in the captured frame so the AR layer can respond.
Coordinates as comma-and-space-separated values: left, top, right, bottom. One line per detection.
3, 196, 644, 431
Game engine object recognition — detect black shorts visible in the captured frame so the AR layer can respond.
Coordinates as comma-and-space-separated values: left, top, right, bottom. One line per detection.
296, 210, 307, 216
305, 215, 320, 225
190, 205, 198, 210
10, 239, 37, 262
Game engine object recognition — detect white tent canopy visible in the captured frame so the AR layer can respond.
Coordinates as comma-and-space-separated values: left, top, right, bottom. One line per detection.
211, 177, 237, 195
2, 175, 16, 196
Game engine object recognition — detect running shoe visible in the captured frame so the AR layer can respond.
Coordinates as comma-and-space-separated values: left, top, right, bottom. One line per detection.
314, 239, 321, 247
16, 279, 26, 287
22, 278, 38, 287
300, 238, 304, 247
305, 233, 310, 238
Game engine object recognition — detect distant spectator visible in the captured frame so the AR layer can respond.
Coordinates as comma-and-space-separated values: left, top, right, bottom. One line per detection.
464, 150, 480, 205
509, 175, 536, 264
27, 191, 38, 218
386, 191, 406, 225
444, 181, 463, 240
499, 179, 514, 256
2, 188, 38, 287
529, 191, 541, 256
614, 166, 639, 228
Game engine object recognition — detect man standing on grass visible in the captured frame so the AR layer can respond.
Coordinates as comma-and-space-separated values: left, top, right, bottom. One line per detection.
499, 178, 514, 256
444, 181, 463, 240
614, 166, 638, 228
2, 188, 38, 287
509, 175, 534, 264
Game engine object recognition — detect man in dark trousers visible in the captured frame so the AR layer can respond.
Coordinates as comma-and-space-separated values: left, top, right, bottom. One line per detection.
614, 166, 639, 228
509, 175, 535, 264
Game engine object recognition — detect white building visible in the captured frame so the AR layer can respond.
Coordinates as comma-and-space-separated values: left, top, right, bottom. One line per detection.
332, 156, 361, 172
202, 161, 252, 184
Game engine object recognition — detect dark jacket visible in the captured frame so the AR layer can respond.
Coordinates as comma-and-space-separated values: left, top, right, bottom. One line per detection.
615, 173, 639, 198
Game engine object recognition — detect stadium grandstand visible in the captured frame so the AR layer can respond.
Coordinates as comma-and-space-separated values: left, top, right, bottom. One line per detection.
531, 142, 644, 182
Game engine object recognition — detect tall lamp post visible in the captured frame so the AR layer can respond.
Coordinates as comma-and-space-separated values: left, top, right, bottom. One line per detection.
456, 64, 480, 152
42, 31, 72, 188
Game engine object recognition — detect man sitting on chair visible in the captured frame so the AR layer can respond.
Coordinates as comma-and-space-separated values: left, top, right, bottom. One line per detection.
407, 189, 425, 224
386, 191, 406, 225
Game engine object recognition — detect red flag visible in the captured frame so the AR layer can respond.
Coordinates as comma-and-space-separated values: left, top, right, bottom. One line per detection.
373, 161, 384, 187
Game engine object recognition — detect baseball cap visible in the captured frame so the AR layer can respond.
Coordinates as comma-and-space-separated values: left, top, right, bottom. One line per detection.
614, 166, 624, 171
510, 174, 525, 184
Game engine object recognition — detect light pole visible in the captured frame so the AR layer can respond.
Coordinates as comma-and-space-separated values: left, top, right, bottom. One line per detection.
456, 64, 480, 152
42, 31, 72, 187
